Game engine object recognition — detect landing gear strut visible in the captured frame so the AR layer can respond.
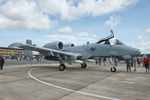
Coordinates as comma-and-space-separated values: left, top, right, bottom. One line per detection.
111, 67, 116, 72
59, 64, 66, 71
81, 63, 87, 68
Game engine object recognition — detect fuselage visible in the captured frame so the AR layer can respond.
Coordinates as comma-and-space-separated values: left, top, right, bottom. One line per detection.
63, 43, 141, 59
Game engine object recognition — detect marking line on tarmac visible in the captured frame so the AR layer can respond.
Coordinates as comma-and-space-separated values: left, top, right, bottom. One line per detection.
120, 81, 134, 84
28, 68, 120, 100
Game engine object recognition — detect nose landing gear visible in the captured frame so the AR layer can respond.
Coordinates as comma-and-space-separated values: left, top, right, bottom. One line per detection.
59, 64, 66, 71
111, 67, 116, 72
81, 63, 87, 68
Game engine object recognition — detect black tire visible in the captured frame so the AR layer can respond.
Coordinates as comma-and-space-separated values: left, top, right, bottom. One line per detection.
111, 67, 116, 72
81, 63, 87, 68
59, 64, 66, 71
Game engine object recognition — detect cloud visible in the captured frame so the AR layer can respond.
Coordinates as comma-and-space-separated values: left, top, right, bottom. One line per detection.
0, 0, 58, 30
45, 34, 96, 45
0, 15, 19, 29
0, 0, 138, 30
58, 26, 96, 37
131, 41, 150, 54
58, 26, 72, 33
105, 16, 121, 28
55, 27, 97, 45
37, 0, 138, 20
129, 35, 150, 54
78, 32, 96, 37
135, 28, 141, 33
43, 29, 97, 45
137, 35, 144, 41
145, 28, 150, 33
0, 0, 3, 3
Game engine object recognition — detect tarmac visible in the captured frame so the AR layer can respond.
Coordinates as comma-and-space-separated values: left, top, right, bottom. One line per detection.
0, 61, 150, 100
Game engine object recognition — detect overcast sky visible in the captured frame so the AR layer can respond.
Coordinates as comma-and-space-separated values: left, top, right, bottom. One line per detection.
0, 0, 150, 54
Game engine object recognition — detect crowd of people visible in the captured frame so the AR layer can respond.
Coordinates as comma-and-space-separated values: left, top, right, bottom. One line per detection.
0, 55, 43, 70
126, 56, 150, 73
7, 55, 42, 62
0, 55, 150, 73
95, 57, 118, 67
95, 56, 150, 73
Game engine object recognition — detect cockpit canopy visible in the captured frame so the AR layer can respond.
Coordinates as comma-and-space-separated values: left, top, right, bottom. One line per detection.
96, 30, 125, 45
97, 30, 114, 44
114, 39, 124, 45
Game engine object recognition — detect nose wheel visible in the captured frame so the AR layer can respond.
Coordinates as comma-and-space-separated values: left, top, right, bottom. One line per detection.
81, 63, 87, 68
59, 64, 66, 71
111, 67, 116, 72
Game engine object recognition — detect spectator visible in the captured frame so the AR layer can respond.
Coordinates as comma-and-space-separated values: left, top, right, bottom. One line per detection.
108, 57, 113, 65
144, 56, 150, 73
142, 57, 145, 67
114, 57, 118, 67
95, 60, 98, 65
133, 57, 137, 71
0, 56, 5, 70
126, 58, 131, 72
137, 57, 141, 67
98, 57, 101, 66
103, 57, 106, 66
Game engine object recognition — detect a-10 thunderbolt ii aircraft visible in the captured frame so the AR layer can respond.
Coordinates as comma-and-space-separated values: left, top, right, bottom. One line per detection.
18, 30, 140, 72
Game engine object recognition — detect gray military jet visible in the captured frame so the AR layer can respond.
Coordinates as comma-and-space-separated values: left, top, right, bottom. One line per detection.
19, 30, 140, 72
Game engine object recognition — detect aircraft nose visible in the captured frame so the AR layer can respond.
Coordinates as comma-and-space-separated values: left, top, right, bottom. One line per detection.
137, 50, 141, 55
129, 47, 141, 56
135, 49, 141, 56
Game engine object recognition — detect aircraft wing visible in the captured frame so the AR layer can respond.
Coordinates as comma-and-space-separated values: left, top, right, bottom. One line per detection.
19, 44, 82, 58
19, 44, 49, 52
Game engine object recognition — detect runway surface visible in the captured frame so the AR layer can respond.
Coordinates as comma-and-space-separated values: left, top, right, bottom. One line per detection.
0, 62, 150, 100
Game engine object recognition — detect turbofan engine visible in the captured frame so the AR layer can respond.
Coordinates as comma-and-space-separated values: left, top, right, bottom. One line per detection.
43, 41, 63, 50
63, 43, 75, 48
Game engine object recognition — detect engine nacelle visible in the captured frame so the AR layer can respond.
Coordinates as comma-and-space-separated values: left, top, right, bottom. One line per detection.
43, 41, 63, 50
63, 43, 75, 48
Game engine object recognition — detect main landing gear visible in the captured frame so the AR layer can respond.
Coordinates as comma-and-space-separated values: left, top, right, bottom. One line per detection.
59, 63, 116, 72
59, 64, 66, 71
81, 63, 87, 68
110, 67, 116, 72
59, 62, 87, 71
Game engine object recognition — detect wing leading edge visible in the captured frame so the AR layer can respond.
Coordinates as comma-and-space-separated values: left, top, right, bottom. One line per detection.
19, 44, 81, 58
